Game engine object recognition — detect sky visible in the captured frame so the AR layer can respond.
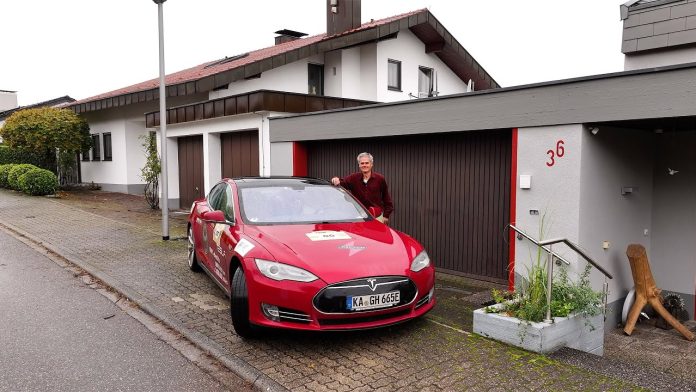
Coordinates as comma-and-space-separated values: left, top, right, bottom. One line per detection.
1, 0, 626, 106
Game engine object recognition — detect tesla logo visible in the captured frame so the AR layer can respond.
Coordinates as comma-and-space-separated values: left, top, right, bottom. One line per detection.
367, 278, 377, 291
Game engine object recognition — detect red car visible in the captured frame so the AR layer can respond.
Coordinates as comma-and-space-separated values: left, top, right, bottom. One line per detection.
187, 177, 435, 337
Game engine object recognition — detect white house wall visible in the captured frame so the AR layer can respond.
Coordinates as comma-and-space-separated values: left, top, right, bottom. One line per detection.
341, 47, 365, 100
578, 126, 655, 324
515, 124, 585, 287
209, 55, 325, 100
324, 51, 342, 97
376, 30, 469, 102
80, 111, 131, 192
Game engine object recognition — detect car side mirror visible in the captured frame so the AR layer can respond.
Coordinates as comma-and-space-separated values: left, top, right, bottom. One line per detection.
368, 206, 382, 218
201, 210, 229, 224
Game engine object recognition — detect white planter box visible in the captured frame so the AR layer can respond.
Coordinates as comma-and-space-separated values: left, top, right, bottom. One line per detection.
473, 304, 604, 356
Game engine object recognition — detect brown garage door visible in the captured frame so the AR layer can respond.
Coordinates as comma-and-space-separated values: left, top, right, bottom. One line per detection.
221, 130, 259, 178
306, 130, 511, 283
178, 135, 204, 208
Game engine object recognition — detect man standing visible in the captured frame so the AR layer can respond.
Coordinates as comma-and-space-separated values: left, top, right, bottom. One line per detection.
331, 152, 394, 225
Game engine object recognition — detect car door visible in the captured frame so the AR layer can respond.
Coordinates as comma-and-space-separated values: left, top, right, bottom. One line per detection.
209, 184, 238, 287
201, 183, 226, 273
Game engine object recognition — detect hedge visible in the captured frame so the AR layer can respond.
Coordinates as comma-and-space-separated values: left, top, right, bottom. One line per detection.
7, 164, 39, 190
0, 164, 15, 188
18, 168, 58, 196
0, 145, 55, 170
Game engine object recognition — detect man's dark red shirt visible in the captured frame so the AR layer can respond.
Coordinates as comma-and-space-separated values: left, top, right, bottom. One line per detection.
339, 172, 394, 218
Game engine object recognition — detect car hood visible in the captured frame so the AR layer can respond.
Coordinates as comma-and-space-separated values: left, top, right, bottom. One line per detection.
243, 221, 422, 284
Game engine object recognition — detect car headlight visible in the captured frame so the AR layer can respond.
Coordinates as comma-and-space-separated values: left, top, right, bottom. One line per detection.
254, 259, 318, 282
410, 250, 430, 272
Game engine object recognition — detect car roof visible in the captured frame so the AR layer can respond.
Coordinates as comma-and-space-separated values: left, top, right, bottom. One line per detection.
231, 176, 330, 188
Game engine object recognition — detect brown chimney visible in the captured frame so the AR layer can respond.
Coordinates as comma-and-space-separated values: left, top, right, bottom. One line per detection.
326, 0, 361, 36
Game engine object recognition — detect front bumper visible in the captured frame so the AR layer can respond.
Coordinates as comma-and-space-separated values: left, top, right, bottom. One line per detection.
244, 261, 436, 331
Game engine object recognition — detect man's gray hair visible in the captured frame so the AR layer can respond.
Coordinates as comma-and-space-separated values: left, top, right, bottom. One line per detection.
356, 152, 374, 163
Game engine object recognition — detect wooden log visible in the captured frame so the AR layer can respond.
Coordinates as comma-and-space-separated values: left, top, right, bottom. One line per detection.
624, 244, 694, 341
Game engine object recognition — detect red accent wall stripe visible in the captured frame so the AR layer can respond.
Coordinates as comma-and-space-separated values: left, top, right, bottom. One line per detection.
508, 128, 518, 291
292, 142, 308, 176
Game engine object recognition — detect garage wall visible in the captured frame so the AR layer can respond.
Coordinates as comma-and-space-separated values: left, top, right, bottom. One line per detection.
651, 129, 696, 318
578, 126, 655, 322
305, 130, 512, 282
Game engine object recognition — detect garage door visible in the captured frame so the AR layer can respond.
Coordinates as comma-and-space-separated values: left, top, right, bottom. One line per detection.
178, 135, 204, 208
306, 130, 511, 282
221, 130, 259, 178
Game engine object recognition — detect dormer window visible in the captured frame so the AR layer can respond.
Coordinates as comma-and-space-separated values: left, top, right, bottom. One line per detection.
308, 63, 324, 96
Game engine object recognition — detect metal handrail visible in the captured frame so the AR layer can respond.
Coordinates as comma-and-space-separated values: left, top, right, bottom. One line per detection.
538, 237, 613, 279
509, 224, 613, 323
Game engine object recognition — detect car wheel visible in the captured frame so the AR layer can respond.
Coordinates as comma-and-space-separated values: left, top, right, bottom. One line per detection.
231, 267, 255, 338
187, 226, 201, 272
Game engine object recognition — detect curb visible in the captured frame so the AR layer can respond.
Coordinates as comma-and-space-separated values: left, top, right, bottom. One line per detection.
0, 219, 288, 392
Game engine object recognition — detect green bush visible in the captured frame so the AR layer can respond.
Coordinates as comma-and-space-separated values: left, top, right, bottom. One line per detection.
0, 164, 16, 188
18, 168, 58, 196
0, 145, 55, 170
7, 164, 39, 190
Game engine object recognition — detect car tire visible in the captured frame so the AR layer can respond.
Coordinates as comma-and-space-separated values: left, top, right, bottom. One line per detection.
187, 226, 201, 272
231, 267, 255, 338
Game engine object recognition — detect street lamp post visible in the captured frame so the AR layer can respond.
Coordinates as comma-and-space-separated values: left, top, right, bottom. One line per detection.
154, 0, 169, 240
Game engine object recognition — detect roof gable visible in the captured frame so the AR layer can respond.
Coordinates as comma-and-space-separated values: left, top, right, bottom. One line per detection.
70, 9, 498, 114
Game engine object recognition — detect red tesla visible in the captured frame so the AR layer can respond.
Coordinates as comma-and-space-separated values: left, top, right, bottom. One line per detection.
187, 177, 435, 337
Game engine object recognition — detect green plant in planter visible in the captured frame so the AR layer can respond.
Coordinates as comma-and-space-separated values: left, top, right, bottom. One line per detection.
488, 256, 603, 321
488, 213, 604, 324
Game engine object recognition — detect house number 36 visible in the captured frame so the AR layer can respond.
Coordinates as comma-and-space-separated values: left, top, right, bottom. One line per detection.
546, 140, 565, 167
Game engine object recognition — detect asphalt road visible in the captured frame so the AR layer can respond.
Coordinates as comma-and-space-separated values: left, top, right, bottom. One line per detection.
0, 229, 227, 392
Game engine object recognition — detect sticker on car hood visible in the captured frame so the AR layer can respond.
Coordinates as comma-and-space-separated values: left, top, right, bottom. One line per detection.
306, 230, 351, 241
234, 238, 255, 257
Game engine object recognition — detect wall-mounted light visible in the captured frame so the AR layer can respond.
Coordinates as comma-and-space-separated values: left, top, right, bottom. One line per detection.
589, 127, 600, 135
621, 186, 634, 195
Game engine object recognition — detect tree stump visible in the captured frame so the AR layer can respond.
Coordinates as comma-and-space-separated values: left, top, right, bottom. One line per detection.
624, 244, 694, 341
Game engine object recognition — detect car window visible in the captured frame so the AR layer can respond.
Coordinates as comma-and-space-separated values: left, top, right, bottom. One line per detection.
207, 183, 226, 211
222, 185, 235, 222
238, 184, 369, 224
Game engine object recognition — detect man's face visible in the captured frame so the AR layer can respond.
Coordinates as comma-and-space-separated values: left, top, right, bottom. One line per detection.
358, 157, 373, 174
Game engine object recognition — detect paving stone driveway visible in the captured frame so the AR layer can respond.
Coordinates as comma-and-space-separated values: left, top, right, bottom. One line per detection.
0, 190, 643, 391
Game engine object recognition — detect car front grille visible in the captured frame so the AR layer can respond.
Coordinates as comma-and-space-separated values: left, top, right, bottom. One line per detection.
313, 276, 417, 314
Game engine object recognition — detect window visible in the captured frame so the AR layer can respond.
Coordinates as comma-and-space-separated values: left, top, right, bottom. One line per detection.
388, 59, 401, 91
308, 63, 324, 96
103, 133, 112, 161
418, 66, 434, 97
207, 183, 226, 211
91, 134, 101, 161
81, 146, 90, 161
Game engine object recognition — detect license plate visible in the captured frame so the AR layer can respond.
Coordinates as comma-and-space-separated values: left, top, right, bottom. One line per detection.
346, 291, 400, 311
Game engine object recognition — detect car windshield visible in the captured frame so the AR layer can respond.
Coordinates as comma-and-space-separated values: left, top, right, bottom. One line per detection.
239, 184, 370, 224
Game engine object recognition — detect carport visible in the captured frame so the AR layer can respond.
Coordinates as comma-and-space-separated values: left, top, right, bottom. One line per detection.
269, 63, 696, 323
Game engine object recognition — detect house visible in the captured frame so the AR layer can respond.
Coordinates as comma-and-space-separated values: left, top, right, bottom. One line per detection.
67, 0, 498, 208
268, 0, 696, 324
